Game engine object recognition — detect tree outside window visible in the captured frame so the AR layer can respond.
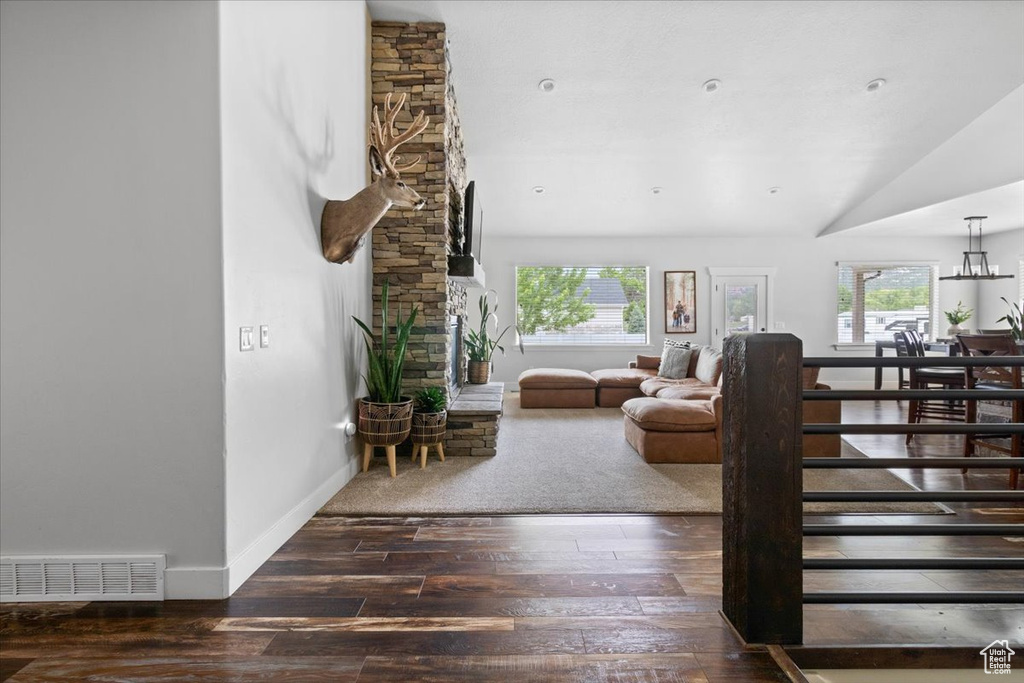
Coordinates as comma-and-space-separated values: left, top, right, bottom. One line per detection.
516, 266, 648, 345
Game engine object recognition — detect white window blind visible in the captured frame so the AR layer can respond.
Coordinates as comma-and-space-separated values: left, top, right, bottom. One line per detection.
837, 263, 939, 343
516, 266, 648, 346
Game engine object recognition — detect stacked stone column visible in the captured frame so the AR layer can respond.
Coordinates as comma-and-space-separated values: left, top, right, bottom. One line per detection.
371, 22, 467, 396
371, 22, 502, 457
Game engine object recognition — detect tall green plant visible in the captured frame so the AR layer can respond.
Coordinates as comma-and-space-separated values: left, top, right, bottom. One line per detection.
515, 267, 593, 334
352, 280, 418, 403
466, 290, 522, 362
996, 296, 1023, 341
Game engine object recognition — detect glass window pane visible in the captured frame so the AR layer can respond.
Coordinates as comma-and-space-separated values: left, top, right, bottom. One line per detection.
725, 284, 758, 335
516, 266, 648, 345
837, 265, 935, 343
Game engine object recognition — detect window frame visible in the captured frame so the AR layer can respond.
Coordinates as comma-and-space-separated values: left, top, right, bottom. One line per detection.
514, 265, 652, 349
834, 261, 940, 348
1019, 256, 1023, 305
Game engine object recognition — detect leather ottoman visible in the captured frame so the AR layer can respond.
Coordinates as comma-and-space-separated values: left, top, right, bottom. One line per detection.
518, 368, 597, 408
622, 396, 723, 463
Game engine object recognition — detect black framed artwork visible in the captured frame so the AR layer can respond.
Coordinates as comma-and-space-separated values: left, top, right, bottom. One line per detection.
665, 270, 696, 334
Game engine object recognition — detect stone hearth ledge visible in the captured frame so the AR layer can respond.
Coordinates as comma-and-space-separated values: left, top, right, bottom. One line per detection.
445, 382, 503, 457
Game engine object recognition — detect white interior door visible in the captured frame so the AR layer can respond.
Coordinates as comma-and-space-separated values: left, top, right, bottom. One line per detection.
711, 275, 769, 346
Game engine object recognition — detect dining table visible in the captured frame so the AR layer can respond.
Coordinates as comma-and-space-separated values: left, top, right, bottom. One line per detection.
873, 338, 960, 391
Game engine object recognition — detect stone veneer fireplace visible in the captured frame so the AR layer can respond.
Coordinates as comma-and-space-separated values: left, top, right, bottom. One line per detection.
370, 21, 499, 457
370, 21, 468, 394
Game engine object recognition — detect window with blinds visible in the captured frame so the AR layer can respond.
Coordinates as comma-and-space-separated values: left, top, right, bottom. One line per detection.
837, 263, 939, 343
516, 266, 648, 345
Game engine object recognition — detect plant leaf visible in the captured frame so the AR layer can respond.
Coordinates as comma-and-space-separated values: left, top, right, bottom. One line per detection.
380, 279, 390, 356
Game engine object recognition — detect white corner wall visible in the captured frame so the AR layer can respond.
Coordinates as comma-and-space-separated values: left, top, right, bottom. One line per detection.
0, 1, 226, 596
482, 233, 988, 389
975, 227, 1024, 326
218, 1, 371, 592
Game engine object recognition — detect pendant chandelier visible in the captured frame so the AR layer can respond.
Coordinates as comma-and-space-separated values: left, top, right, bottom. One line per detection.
938, 216, 1014, 281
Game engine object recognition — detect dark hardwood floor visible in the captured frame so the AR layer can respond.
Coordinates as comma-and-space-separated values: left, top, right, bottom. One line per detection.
1, 401, 1020, 682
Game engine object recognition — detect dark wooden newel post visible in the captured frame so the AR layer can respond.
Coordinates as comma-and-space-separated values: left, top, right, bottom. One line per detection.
722, 333, 803, 644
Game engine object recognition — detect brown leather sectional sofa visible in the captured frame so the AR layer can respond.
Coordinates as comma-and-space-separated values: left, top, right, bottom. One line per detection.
518, 347, 841, 464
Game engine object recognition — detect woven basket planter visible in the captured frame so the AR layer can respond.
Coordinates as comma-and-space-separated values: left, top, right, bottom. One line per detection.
467, 360, 491, 384
357, 397, 413, 446
411, 411, 447, 444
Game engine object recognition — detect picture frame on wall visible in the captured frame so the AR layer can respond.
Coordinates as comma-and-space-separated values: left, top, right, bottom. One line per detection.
665, 271, 696, 334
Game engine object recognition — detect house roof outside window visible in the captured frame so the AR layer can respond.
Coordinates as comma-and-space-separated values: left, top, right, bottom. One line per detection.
576, 277, 627, 306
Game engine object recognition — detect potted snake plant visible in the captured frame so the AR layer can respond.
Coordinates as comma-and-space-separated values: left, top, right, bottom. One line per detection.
353, 280, 418, 476
465, 290, 520, 384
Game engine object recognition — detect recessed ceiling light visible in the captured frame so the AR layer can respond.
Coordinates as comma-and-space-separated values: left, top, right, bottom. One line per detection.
532, 186, 546, 194
866, 78, 886, 92
538, 79, 556, 93
701, 79, 721, 93
651, 187, 664, 195
768, 187, 781, 195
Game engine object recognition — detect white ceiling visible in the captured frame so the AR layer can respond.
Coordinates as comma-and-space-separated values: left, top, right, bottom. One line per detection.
367, 0, 1024, 239
837, 181, 1024, 237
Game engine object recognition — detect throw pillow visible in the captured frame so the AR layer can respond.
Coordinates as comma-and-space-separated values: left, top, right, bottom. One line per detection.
694, 346, 723, 385
685, 344, 703, 376
658, 345, 693, 379
663, 338, 691, 349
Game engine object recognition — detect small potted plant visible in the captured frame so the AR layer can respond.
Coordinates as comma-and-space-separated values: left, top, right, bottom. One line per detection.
944, 300, 973, 337
465, 290, 520, 384
411, 386, 447, 468
352, 280, 418, 477
996, 296, 1023, 341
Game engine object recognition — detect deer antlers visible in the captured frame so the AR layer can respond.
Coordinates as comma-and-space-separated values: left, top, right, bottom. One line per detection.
370, 93, 430, 177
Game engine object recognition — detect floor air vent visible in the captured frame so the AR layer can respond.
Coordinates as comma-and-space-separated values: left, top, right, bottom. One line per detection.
0, 555, 165, 602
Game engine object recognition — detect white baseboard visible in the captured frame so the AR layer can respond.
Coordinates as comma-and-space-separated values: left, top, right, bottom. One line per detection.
162, 456, 360, 600
224, 456, 360, 596
164, 565, 229, 600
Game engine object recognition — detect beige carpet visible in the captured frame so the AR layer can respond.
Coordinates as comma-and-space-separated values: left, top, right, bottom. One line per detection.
319, 395, 947, 516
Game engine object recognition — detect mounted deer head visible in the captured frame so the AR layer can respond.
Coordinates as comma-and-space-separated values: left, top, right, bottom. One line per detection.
320, 93, 430, 264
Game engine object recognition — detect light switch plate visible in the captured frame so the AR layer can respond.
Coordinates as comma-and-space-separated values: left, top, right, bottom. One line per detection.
240, 326, 254, 351
260, 325, 270, 348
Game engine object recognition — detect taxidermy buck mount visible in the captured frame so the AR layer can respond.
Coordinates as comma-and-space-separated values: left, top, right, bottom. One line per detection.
320, 93, 430, 264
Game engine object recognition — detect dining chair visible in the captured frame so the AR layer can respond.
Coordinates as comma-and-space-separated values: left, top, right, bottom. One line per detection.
892, 331, 911, 393
956, 333, 1022, 489
905, 330, 929, 356
896, 330, 965, 444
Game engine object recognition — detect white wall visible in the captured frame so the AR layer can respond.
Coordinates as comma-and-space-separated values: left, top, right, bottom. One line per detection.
481, 233, 987, 388
1, 0, 372, 600
0, 1, 226, 595
219, 1, 370, 592
974, 227, 1024, 327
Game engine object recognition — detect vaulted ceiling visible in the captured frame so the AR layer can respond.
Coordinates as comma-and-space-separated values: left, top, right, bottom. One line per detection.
367, 1, 1024, 239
